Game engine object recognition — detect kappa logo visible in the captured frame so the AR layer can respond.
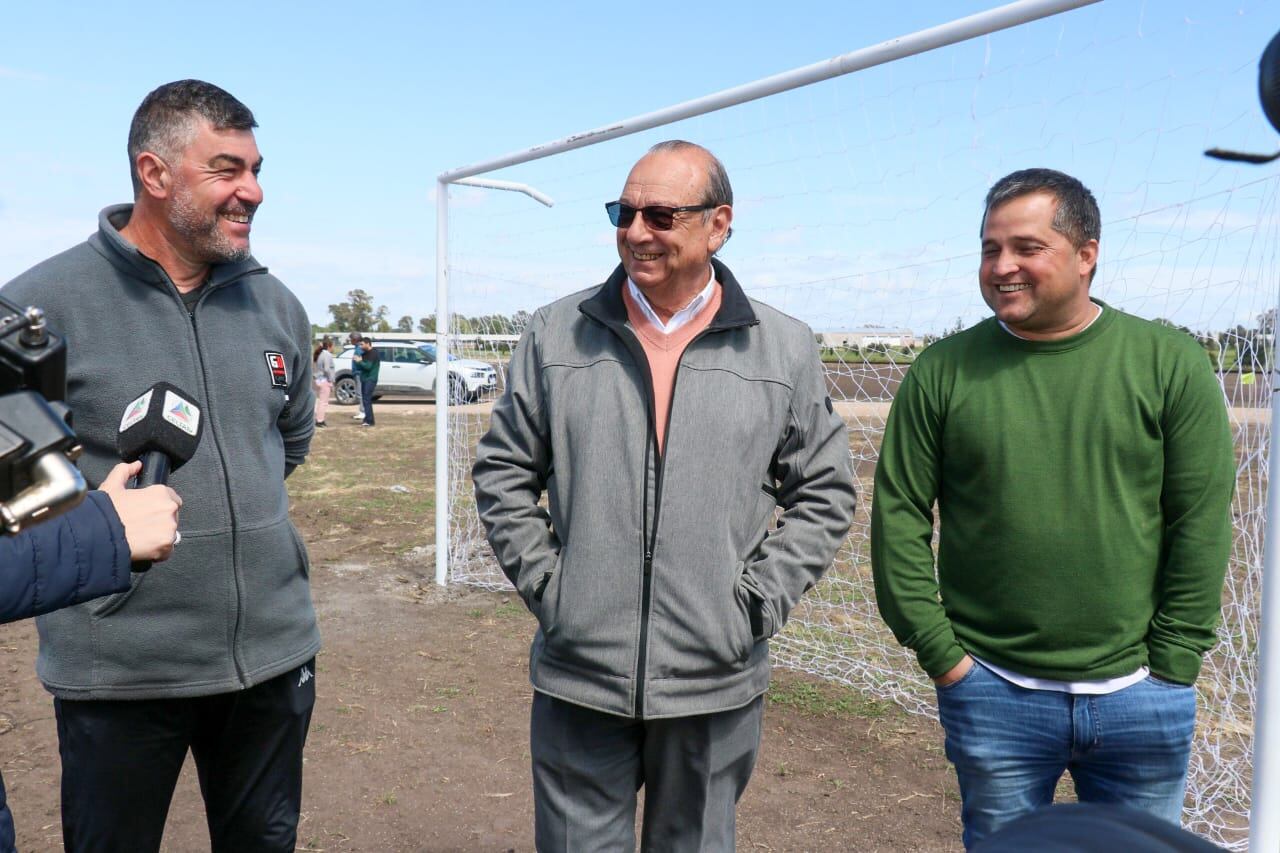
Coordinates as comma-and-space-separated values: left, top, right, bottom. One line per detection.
264, 351, 289, 389
297, 664, 313, 687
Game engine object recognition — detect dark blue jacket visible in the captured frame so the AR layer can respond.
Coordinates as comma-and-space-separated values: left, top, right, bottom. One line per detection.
0, 491, 131, 852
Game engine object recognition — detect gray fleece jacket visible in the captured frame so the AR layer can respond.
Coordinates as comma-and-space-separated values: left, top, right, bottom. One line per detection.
473, 259, 857, 719
2, 204, 319, 700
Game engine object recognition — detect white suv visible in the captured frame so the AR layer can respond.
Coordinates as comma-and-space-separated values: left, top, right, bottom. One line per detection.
333, 342, 498, 405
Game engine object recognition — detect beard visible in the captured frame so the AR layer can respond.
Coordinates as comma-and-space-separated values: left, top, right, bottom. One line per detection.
168, 180, 255, 265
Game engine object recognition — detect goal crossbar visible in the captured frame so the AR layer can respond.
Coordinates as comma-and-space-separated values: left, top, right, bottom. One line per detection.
436, 0, 1102, 185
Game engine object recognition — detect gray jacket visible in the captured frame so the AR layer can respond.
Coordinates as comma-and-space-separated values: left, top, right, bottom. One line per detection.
473, 260, 856, 719
316, 349, 336, 384
2, 205, 319, 699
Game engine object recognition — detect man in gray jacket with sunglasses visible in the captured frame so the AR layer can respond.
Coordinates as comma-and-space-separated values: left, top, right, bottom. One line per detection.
474, 140, 856, 851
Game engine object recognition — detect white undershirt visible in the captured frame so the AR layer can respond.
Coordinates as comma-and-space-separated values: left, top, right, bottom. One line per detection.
626, 266, 716, 335
988, 300, 1147, 694
997, 301, 1103, 340
975, 656, 1149, 695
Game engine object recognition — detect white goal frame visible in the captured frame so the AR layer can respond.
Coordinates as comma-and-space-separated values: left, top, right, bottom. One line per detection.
431, 2, 1280, 848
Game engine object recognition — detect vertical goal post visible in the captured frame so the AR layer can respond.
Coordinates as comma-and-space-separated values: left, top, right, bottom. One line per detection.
431, 1, 1279, 848
434, 177, 554, 591
1254, 380, 1280, 851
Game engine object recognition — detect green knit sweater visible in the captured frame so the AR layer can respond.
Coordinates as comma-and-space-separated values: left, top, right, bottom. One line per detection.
353, 347, 380, 384
871, 303, 1234, 685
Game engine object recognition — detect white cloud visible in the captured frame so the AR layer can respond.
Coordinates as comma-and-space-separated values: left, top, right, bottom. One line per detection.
0, 65, 47, 82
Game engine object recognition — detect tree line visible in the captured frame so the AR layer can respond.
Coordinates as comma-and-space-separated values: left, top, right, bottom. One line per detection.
312, 289, 531, 337
923, 309, 1276, 370
1152, 309, 1275, 370
315, 290, 1277, 369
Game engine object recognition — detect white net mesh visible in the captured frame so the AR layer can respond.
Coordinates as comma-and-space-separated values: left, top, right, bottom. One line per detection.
443, 3, 1280, 847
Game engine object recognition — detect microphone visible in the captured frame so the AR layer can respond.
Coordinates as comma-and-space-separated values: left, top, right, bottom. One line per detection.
116, 382, 204, 487
1204, 28, 1280, 164
116, 382, 203, 570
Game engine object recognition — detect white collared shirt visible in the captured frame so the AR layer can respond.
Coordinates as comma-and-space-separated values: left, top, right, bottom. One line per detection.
626, 266, 716, 335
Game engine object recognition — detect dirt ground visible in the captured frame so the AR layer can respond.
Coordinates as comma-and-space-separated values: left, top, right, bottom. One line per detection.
0, 403, 961, 852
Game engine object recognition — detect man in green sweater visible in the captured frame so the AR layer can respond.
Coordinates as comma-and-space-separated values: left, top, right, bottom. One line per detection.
870, 168, 1234, 849
353, 336, 380, 426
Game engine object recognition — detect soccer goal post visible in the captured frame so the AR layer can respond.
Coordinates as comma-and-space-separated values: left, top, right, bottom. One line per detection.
434, 2, 1280, 848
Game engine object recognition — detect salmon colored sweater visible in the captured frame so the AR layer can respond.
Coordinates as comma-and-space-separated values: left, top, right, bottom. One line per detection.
622, 281, 723, 454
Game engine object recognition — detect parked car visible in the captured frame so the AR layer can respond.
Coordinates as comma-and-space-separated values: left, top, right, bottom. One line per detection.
332, 341, 498, 405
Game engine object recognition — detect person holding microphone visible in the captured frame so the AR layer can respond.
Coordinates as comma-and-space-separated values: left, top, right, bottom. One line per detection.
1, 461, 181, 853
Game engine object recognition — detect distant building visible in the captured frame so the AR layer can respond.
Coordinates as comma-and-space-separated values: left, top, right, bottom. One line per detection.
818, 329, 917, 349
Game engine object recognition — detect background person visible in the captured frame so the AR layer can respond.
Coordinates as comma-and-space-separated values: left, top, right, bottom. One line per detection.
314, 337, 335, 427
2, 79, 318, 853
353, 336, 379, 427
474, 140, 856, 851
870, 168, 1235, 849
347, 330, 364, 419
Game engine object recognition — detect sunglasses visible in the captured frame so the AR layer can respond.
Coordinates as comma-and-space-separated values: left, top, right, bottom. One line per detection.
605, 200, 716, 231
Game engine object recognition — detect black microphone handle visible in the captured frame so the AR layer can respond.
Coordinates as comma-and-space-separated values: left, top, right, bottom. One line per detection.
130, 451, 174, 573
137, 450, 172, 488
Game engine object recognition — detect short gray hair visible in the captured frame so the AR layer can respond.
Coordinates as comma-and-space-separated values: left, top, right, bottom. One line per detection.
128, 80, 258, 196
647, 140, 733, 245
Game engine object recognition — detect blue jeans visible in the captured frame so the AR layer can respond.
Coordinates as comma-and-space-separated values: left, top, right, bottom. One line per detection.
934, 660, 1196, 850
0, 768, 14, 853
360, 380, 375, 425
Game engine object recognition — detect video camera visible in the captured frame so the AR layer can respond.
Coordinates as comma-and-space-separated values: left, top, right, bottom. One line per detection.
0, 294, 85, 535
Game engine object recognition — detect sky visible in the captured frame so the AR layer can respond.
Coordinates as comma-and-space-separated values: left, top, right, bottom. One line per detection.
3, 1, 1280, 335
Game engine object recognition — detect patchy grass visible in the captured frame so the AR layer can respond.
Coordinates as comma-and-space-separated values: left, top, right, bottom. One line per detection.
494, 600, 526, 619
288, 410, 437, 566
767, 676, 896, 720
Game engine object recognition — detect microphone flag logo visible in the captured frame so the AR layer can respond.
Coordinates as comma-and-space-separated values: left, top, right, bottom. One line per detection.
162, 390, 200, 437
119, 390, 153, 432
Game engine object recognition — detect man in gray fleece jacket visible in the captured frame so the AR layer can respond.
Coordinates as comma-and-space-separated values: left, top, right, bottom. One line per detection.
2, 80, 317, 853
474, 141, 857, 851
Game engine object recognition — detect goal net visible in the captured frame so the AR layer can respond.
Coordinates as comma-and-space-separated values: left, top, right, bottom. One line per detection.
441, 3, 1280, 846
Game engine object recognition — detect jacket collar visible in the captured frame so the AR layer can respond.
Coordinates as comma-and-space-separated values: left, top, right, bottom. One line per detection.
579, 257, 758, 331
88, 203, 267, 290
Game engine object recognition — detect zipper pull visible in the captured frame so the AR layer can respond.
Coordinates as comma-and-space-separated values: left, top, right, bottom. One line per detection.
643, 550, 653, 576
